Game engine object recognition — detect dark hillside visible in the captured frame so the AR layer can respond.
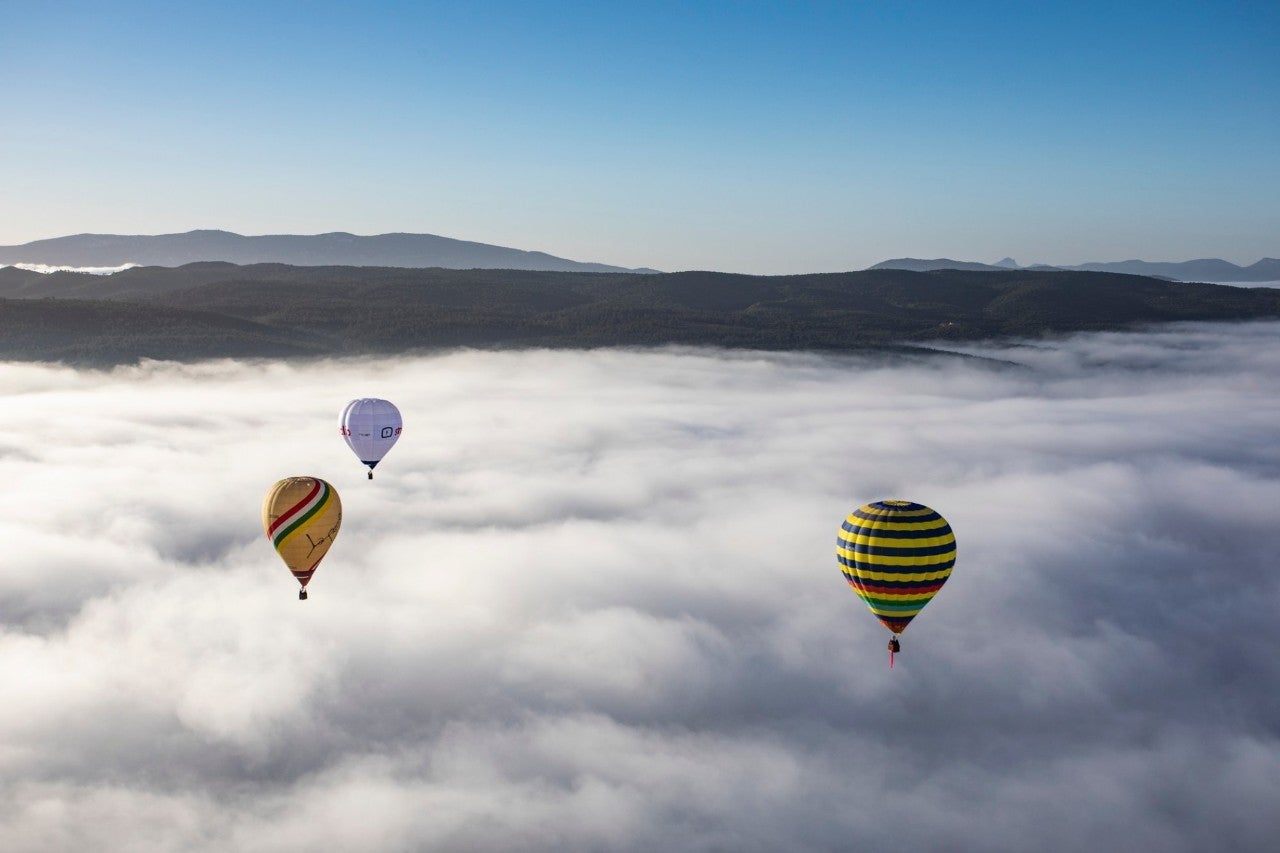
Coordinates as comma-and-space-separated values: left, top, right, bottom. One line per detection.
4, 265, 1278, 365
0, 298, 324, 364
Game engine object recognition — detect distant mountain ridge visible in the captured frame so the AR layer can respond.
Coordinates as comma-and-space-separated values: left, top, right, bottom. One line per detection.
0, 229, 655, 273
869, 258, 1012, 274
1054, 258, 1280, 281
870, 256, 1280, 282
7, 231, 1276, 282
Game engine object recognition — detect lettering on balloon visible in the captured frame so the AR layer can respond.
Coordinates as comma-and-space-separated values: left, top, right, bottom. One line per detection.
305, 519, 342, 559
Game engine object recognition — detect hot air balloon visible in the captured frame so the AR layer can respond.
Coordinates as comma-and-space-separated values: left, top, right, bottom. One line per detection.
263, 476, 342, 600
340, 398, 402, 479
836, 500, 956, 666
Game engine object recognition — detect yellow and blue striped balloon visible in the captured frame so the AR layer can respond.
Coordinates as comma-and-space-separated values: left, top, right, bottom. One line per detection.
836, 500, 956, 635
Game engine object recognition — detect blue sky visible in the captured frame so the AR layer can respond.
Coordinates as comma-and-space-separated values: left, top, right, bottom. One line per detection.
2, 0, 1276, 273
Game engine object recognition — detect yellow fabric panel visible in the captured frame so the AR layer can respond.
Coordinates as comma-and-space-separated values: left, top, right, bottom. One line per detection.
841, 516, 952, 533
851, 589, 939, 602
836, 545, 956, 567
837, 530, 956, 548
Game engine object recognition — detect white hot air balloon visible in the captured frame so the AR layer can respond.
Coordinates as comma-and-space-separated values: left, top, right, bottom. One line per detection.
339, 398, 403, 479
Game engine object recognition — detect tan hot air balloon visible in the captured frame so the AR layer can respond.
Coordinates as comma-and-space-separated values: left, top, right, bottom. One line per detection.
262, 477, 342, 600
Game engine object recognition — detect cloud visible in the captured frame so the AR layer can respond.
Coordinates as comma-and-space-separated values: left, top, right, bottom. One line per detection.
2, 263, 140, 275
1, 324, 1279, 851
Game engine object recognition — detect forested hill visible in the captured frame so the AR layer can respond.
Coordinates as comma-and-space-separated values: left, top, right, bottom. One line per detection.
3, 264, 1278, 366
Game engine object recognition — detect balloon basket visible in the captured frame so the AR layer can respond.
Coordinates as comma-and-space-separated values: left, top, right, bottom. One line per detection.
299, 588, 308, 600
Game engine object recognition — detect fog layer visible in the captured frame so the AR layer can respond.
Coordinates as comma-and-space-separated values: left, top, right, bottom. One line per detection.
2, 323, 1278, 851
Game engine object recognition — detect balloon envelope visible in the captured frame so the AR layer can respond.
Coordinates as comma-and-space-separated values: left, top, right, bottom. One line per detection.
836, 500, 955, 635
262, 476, 342, 588
340, 398, 402, 474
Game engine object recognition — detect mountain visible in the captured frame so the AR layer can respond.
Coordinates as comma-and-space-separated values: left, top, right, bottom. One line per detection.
870, 256, 1280, 282
868, 258, 1011, 273
4, 264, 1279, 366
1247, 258, 1280, 279
0, 229, 654, 273
1056, 258, 1280, 281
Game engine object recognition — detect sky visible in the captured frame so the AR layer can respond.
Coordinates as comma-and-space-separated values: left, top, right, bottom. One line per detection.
1, 0, 1277, 274
1, 325, 1279, 850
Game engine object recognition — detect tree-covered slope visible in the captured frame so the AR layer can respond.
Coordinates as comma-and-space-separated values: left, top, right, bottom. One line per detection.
3, 265, 1278, 365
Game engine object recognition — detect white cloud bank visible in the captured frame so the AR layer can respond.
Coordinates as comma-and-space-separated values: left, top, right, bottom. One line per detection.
1, 324, 1279, 851
1, 263, 140, 275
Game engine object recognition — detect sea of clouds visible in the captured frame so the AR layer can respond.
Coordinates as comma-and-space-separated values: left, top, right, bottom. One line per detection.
1, 323, 1278, 852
